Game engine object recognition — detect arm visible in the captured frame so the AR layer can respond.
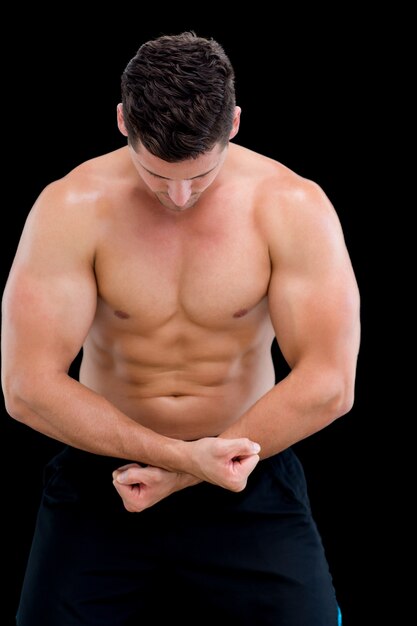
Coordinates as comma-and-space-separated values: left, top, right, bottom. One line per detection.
217, 179, 360, 457
1, 179, 259, 489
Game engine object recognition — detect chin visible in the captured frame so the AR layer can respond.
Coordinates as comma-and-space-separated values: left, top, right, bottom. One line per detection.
157, 194, 200, 211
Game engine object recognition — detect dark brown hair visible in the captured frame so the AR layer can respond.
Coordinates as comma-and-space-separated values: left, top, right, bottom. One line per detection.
121, 31, 236, 161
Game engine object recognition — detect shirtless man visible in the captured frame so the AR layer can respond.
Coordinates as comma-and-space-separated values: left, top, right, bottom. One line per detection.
2, 32, 360, 625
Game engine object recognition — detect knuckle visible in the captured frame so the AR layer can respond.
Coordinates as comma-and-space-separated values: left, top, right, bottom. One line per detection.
125, 503, 142, 513
228, 479, 246, 493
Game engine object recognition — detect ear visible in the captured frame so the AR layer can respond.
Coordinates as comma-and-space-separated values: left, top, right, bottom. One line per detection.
117, 103, 129, 137
229, 106, 241, 140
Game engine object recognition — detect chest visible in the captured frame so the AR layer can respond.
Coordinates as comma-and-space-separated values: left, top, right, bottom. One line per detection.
94, 203, 271, 328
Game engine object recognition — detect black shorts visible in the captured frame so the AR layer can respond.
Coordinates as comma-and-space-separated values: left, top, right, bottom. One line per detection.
17, 446, 342, 625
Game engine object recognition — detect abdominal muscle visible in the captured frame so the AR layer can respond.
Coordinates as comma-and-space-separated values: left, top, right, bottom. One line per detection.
80, 336, 276, 440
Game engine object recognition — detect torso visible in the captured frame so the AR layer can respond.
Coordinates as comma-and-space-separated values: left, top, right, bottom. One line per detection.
75, 144, 294, 439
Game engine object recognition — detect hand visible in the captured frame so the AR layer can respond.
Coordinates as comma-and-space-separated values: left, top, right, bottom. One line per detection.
187, 437, 261, 491
112, 464, 200, 513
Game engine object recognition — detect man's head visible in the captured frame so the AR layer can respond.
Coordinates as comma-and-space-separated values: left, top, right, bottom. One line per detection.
119, 31, 238, 162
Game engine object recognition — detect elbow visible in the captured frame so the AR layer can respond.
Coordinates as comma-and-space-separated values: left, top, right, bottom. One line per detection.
2, 375, 36, 425
323, 371, 356, 424
3, 390, 29, 425
330, 385, 355, 420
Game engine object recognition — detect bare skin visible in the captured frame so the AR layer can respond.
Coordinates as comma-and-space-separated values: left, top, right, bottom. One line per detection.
1, 106, 360, 512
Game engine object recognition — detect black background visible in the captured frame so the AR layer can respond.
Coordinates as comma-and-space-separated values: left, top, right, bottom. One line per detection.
2, 9, 389, 626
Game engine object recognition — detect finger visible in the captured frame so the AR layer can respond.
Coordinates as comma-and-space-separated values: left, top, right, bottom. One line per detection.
114, 465, 154, 485
112, 463, 141, 481
234, 454, 260, 475
220, 438, 261, 458
113, 479, 141, 501
113, 483, 141, 513
225, 454, 260, 492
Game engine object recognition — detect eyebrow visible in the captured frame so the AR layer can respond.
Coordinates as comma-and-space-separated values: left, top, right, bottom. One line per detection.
138, 162, 219, 180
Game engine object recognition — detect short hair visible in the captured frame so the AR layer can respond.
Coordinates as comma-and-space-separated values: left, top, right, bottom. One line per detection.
120, 31, 236, 162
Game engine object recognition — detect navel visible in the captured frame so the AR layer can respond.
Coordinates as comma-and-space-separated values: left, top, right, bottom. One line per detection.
114, 310, 130, 319
233, 308, 248, 319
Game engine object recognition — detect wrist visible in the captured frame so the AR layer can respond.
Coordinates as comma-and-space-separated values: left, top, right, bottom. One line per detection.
178, 472, 202, 489
161, 438, 195, 474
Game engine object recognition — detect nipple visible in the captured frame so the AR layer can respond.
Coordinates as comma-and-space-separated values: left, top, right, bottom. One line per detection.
114, 310, 130, 319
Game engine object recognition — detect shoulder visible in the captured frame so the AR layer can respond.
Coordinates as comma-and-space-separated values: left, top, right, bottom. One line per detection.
30, 147, 129, 223
232, 143, 335, 218
237, 150, 346, 260
18, 149, 128, 257
230, 144, 349, 266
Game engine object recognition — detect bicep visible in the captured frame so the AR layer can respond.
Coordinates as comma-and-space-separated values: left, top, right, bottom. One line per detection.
1, 192, 97, 377
269, 258, 360, 370
267, 190, 360, 370
3, 262, 97, 374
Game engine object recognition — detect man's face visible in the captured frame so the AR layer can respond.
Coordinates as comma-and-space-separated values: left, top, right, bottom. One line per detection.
129, 142, 228, 212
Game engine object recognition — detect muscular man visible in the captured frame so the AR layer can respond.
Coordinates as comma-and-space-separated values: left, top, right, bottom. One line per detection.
2, 32, 359, 625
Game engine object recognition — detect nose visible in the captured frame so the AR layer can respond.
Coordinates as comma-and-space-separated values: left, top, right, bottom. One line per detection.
167, 180, 192, 207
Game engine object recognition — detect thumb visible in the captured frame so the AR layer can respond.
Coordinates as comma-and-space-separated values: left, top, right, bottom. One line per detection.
112, 463, 142, 484
223, 438, 261, 457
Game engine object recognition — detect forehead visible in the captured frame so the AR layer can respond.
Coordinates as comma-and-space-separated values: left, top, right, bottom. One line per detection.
132, 142, 225, 179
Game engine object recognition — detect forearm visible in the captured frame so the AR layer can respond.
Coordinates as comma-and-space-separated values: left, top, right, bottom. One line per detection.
219, 364, 353, 459
6, 370, 261, 493
7, 372, 190, 472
